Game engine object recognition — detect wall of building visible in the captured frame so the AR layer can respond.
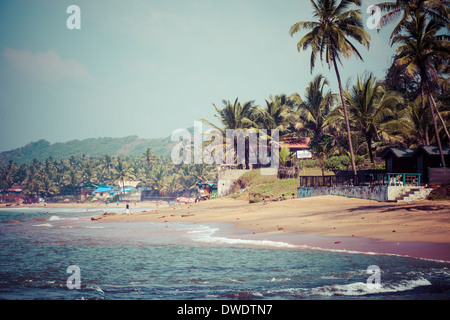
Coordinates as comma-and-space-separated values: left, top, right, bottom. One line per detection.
297, 185, 431, 202
217, 167, 248, 197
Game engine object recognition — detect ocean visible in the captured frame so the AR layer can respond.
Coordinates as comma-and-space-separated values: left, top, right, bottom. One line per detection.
0, 206, 449, 300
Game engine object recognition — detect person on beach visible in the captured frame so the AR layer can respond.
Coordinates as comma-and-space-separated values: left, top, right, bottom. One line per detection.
125, 202, 130, 214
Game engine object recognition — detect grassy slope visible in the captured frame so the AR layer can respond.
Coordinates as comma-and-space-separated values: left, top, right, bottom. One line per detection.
229, 168, 334, 202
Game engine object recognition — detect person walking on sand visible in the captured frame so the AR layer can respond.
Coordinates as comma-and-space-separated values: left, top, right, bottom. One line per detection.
125, 202, 130, 214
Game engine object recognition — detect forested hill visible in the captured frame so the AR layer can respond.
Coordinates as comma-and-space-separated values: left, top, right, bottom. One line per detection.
0, 135, 177, 165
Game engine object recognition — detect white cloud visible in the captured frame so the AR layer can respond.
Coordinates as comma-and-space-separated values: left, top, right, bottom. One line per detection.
2, 48, 93, 83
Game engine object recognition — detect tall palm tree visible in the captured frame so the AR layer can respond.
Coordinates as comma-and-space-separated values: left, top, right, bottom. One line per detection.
290, 0, 371, 174
339, 73, 405, 163
391, 12, 449, 166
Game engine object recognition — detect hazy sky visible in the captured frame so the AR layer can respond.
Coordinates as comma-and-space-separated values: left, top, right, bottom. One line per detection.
0, 0, 397, 152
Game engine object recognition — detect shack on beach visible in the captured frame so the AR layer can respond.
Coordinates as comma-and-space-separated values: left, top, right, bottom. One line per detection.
381, 145, 450, 185
196, 182, 217, 200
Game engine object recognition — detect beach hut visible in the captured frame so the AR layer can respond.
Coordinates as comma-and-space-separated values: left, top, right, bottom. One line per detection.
381, 147, 417, 173
92, 185, 117, 200
412, 146, 450, 184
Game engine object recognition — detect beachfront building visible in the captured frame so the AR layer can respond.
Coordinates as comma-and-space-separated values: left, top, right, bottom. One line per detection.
92, 184, 117, 201
413, 146, 450, 185
280, 137, 311, 159
381, 148, 417, 174
381, 146, 450, 185
297, 145, 449, 202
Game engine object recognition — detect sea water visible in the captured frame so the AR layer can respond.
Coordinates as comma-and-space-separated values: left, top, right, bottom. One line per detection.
0, 207, 449, 300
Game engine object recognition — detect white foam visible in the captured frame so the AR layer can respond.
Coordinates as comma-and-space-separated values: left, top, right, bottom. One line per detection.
268, 277, 291, 282
33, 223, 53, 227
187, 225, 298, 249
48, 215, 61, 221
311, 277, 432, 297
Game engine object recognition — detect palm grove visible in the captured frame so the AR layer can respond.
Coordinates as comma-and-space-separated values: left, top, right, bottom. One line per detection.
1, 0, 449, 199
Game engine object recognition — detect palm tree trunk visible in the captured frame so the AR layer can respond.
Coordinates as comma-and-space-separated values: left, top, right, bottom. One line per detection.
333, 57, 357, 175
426, 86, 446, 167
420, 83, 430, 145
428, 92, 450, 141
366, 135, 374, 164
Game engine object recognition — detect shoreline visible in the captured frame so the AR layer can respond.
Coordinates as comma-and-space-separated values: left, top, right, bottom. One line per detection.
90, 195, 450, 262
4, 196, 449, 261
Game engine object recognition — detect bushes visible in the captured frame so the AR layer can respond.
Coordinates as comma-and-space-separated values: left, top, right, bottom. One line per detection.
324, 155, 350, 171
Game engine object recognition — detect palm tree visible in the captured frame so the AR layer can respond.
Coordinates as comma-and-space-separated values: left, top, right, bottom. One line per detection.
144, 148, 156, 168
291, 75, 336, 144
113, 157, 135, 194
391, 12, 449, 166
291, 74, 338, 175
99, 154, 114, 183
254, 94, 296, 135
401, 96, 430, 147
201, 98, 257, 132
339, 73, 405, 163
377, 0, 449, 39
148, 164, 168, 194
200, 98, 258, 168
290, 0, 371, 175
176, 165, 198, 195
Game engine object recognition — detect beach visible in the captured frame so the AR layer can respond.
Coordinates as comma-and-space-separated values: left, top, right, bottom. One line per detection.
83, 195, 450, 261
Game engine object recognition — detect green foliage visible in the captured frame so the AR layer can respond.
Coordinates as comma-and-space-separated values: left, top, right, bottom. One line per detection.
324, 156, 351, 171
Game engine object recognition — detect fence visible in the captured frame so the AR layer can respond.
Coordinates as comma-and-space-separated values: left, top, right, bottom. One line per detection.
299, 172, 422, 187
387, 173, 421, 187
428, 167, 450, 186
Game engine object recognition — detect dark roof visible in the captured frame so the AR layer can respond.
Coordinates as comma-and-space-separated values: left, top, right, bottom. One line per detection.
381, 147, 416, 159
415, 145, 450, 156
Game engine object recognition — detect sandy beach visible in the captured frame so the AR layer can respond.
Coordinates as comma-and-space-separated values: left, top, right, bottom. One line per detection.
82, 195, 450, 261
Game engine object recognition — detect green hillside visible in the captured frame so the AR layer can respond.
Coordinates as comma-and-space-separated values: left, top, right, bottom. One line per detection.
0, 135, 177, 165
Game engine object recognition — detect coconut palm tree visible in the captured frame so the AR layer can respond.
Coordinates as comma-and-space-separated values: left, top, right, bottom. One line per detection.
291, 74, 338, 174
201, 98, 257, 132
391, 12, 449, 166
254, 94, 296, 135
144, 148, 156, 168
200, 98, 258, 168
289, 0, 371, 174
291, 75, 336, 144
377, 0, 449, 39
339, 73, 405, 163
113, 157, 135, 194
99, 154, 114, 183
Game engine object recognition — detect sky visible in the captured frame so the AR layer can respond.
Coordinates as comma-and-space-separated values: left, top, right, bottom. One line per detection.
0, 0, 398, 152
